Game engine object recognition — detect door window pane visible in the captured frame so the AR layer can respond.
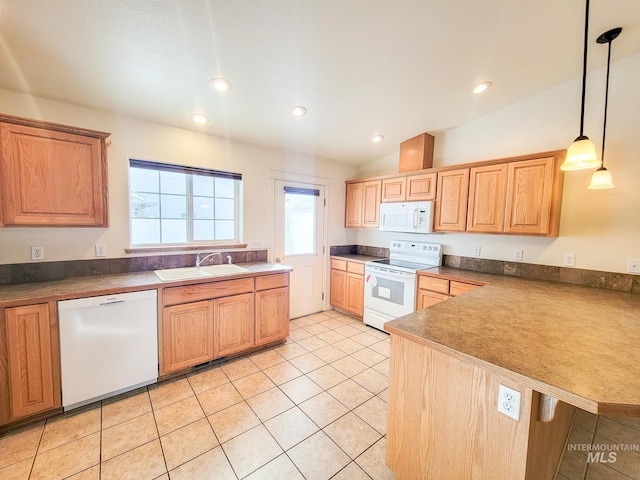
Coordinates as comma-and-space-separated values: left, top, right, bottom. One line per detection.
284, 192, 316, 255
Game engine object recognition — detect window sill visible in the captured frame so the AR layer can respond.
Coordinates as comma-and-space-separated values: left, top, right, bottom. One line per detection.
125, 243, 248, 255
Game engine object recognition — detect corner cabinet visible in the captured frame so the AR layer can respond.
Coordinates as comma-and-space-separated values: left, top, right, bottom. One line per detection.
345, 180, 381, 228
1, 303, 61, 425
160, 273, 290, 376
416, 273, 483, 310
0, 114, 110, 227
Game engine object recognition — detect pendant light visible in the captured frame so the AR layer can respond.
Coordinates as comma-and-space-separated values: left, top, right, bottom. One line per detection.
588, 27, 621, 190
561, 0, 600, 171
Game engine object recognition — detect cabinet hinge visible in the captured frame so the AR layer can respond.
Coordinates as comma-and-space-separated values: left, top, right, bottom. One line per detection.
322, 292, 325, 300
324, 198, 326, 206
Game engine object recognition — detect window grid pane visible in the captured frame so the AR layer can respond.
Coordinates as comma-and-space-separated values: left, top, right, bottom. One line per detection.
129, 163, 240, 246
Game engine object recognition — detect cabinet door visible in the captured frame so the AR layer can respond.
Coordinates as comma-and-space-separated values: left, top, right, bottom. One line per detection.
417, 290, 449, 309
449, 282, 481, 296
255, 287, 290, 346
406, 173, 437, 201
467, 164, 508, 233
504, 157, 555, 235
361, 180, 381, 227
346, 272, 364, 317
345, 182, 363, 227
5, 304, 56, 419
161, 301, 213, 374
214, 293, 255, 357
381, 178, 406, 203
434, 169, 469, 232
0, 122, 108, 227
330, 269, 348, 310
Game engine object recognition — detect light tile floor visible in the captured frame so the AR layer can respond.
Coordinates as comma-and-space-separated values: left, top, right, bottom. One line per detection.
2, 309, 638, 480
0, 310, 396, 480
555, 409, 640, 480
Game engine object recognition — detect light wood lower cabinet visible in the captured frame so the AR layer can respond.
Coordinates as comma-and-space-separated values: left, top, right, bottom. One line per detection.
214, 293, 255, 358
330, 258, 365, 318
161, 301, 214, 374
416, 274, 482, 309
159, 273, 290, 375
2, 303, 60, 423
255, 287, 289, 346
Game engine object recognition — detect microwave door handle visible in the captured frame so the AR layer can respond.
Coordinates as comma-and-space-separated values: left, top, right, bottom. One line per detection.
413, 209, 418, 228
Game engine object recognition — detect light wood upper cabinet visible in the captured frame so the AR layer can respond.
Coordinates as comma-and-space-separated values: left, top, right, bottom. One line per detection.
406, 173, 437, 201
399, 133, 434, 172
467, 164, 508, 233
505, 157, 559, 236
0, 115, 110, 227
213, 293, 255, 357
381, 177, 406, 203
345, 180, 381, 228
434, 169, 470, 232
4, 304, 58, 420
161, 301, 214, 375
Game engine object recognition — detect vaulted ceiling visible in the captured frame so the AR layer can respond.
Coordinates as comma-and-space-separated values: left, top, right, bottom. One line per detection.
1, 0, 639, 164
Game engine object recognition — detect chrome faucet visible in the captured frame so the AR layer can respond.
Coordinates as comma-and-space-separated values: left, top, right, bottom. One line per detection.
195, 252, 221, 267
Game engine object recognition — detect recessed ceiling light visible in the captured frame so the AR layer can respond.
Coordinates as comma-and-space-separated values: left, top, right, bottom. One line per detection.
190, 113, 209, 124
372, 135, 384, 143
473, 81, 493, 94
209, 77, 232, 92
291, 106, 307, 117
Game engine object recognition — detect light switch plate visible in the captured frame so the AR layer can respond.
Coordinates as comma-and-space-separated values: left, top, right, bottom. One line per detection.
513, 249, 523, 262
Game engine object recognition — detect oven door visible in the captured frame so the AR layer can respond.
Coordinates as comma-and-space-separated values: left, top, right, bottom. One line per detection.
364, 266, 416, 320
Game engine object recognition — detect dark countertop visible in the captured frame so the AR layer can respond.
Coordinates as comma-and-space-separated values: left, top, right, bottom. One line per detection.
385, 268, 640, 415
330, 254, 384, 263
0, 262, 292, 306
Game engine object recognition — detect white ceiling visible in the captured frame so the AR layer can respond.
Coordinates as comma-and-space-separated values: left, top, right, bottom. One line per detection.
1, 0, 639, 165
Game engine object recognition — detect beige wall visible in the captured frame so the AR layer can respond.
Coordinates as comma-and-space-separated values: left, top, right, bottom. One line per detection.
357, 52, 640, 274
0, 89, 358, 264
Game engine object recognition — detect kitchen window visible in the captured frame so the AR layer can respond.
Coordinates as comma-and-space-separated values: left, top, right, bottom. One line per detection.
128, 159, 242, 246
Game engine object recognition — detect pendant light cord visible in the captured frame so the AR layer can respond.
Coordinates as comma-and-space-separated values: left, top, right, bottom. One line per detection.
601, 39, 612, 167
579, 0, 590, 136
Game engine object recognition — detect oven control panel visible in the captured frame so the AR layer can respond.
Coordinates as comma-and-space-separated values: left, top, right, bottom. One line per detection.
389, 241, 443, 267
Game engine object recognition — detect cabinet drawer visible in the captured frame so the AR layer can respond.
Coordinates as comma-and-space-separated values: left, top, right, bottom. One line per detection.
256, 273, 289, 291
163, 278, 254, 306
449, 281, 481, 296
347, 262, 365, 275
418, 276, 450, 294
331, 259, 347, 271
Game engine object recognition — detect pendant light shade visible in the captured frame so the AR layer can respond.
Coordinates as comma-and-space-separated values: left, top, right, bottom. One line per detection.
561, 0, 600, 171
563, 136, 599, 170
588, 167, 614, 189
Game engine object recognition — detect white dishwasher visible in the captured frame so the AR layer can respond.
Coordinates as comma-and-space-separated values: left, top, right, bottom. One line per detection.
58, 289, 158, 410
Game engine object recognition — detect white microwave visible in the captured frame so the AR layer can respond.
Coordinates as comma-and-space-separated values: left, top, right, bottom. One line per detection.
379, 201, 434, 234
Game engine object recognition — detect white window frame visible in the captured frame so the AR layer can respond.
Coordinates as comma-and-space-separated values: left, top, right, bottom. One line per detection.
128, 159, 242, 247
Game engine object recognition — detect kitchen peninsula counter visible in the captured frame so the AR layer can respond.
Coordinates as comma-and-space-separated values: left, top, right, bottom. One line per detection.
384, 267, 640, 480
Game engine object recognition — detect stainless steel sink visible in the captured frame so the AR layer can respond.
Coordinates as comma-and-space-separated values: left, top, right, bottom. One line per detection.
154, 264, 250, 282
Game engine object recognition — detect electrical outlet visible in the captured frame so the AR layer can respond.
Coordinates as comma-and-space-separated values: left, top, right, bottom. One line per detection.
513, 249, 523, 262
473, 246, 481, 257
31, 246, 45, 261
563, 253, 576, 267
628, 259, 640, 274
497, 384, 521, 421
95, 244, 107, 257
